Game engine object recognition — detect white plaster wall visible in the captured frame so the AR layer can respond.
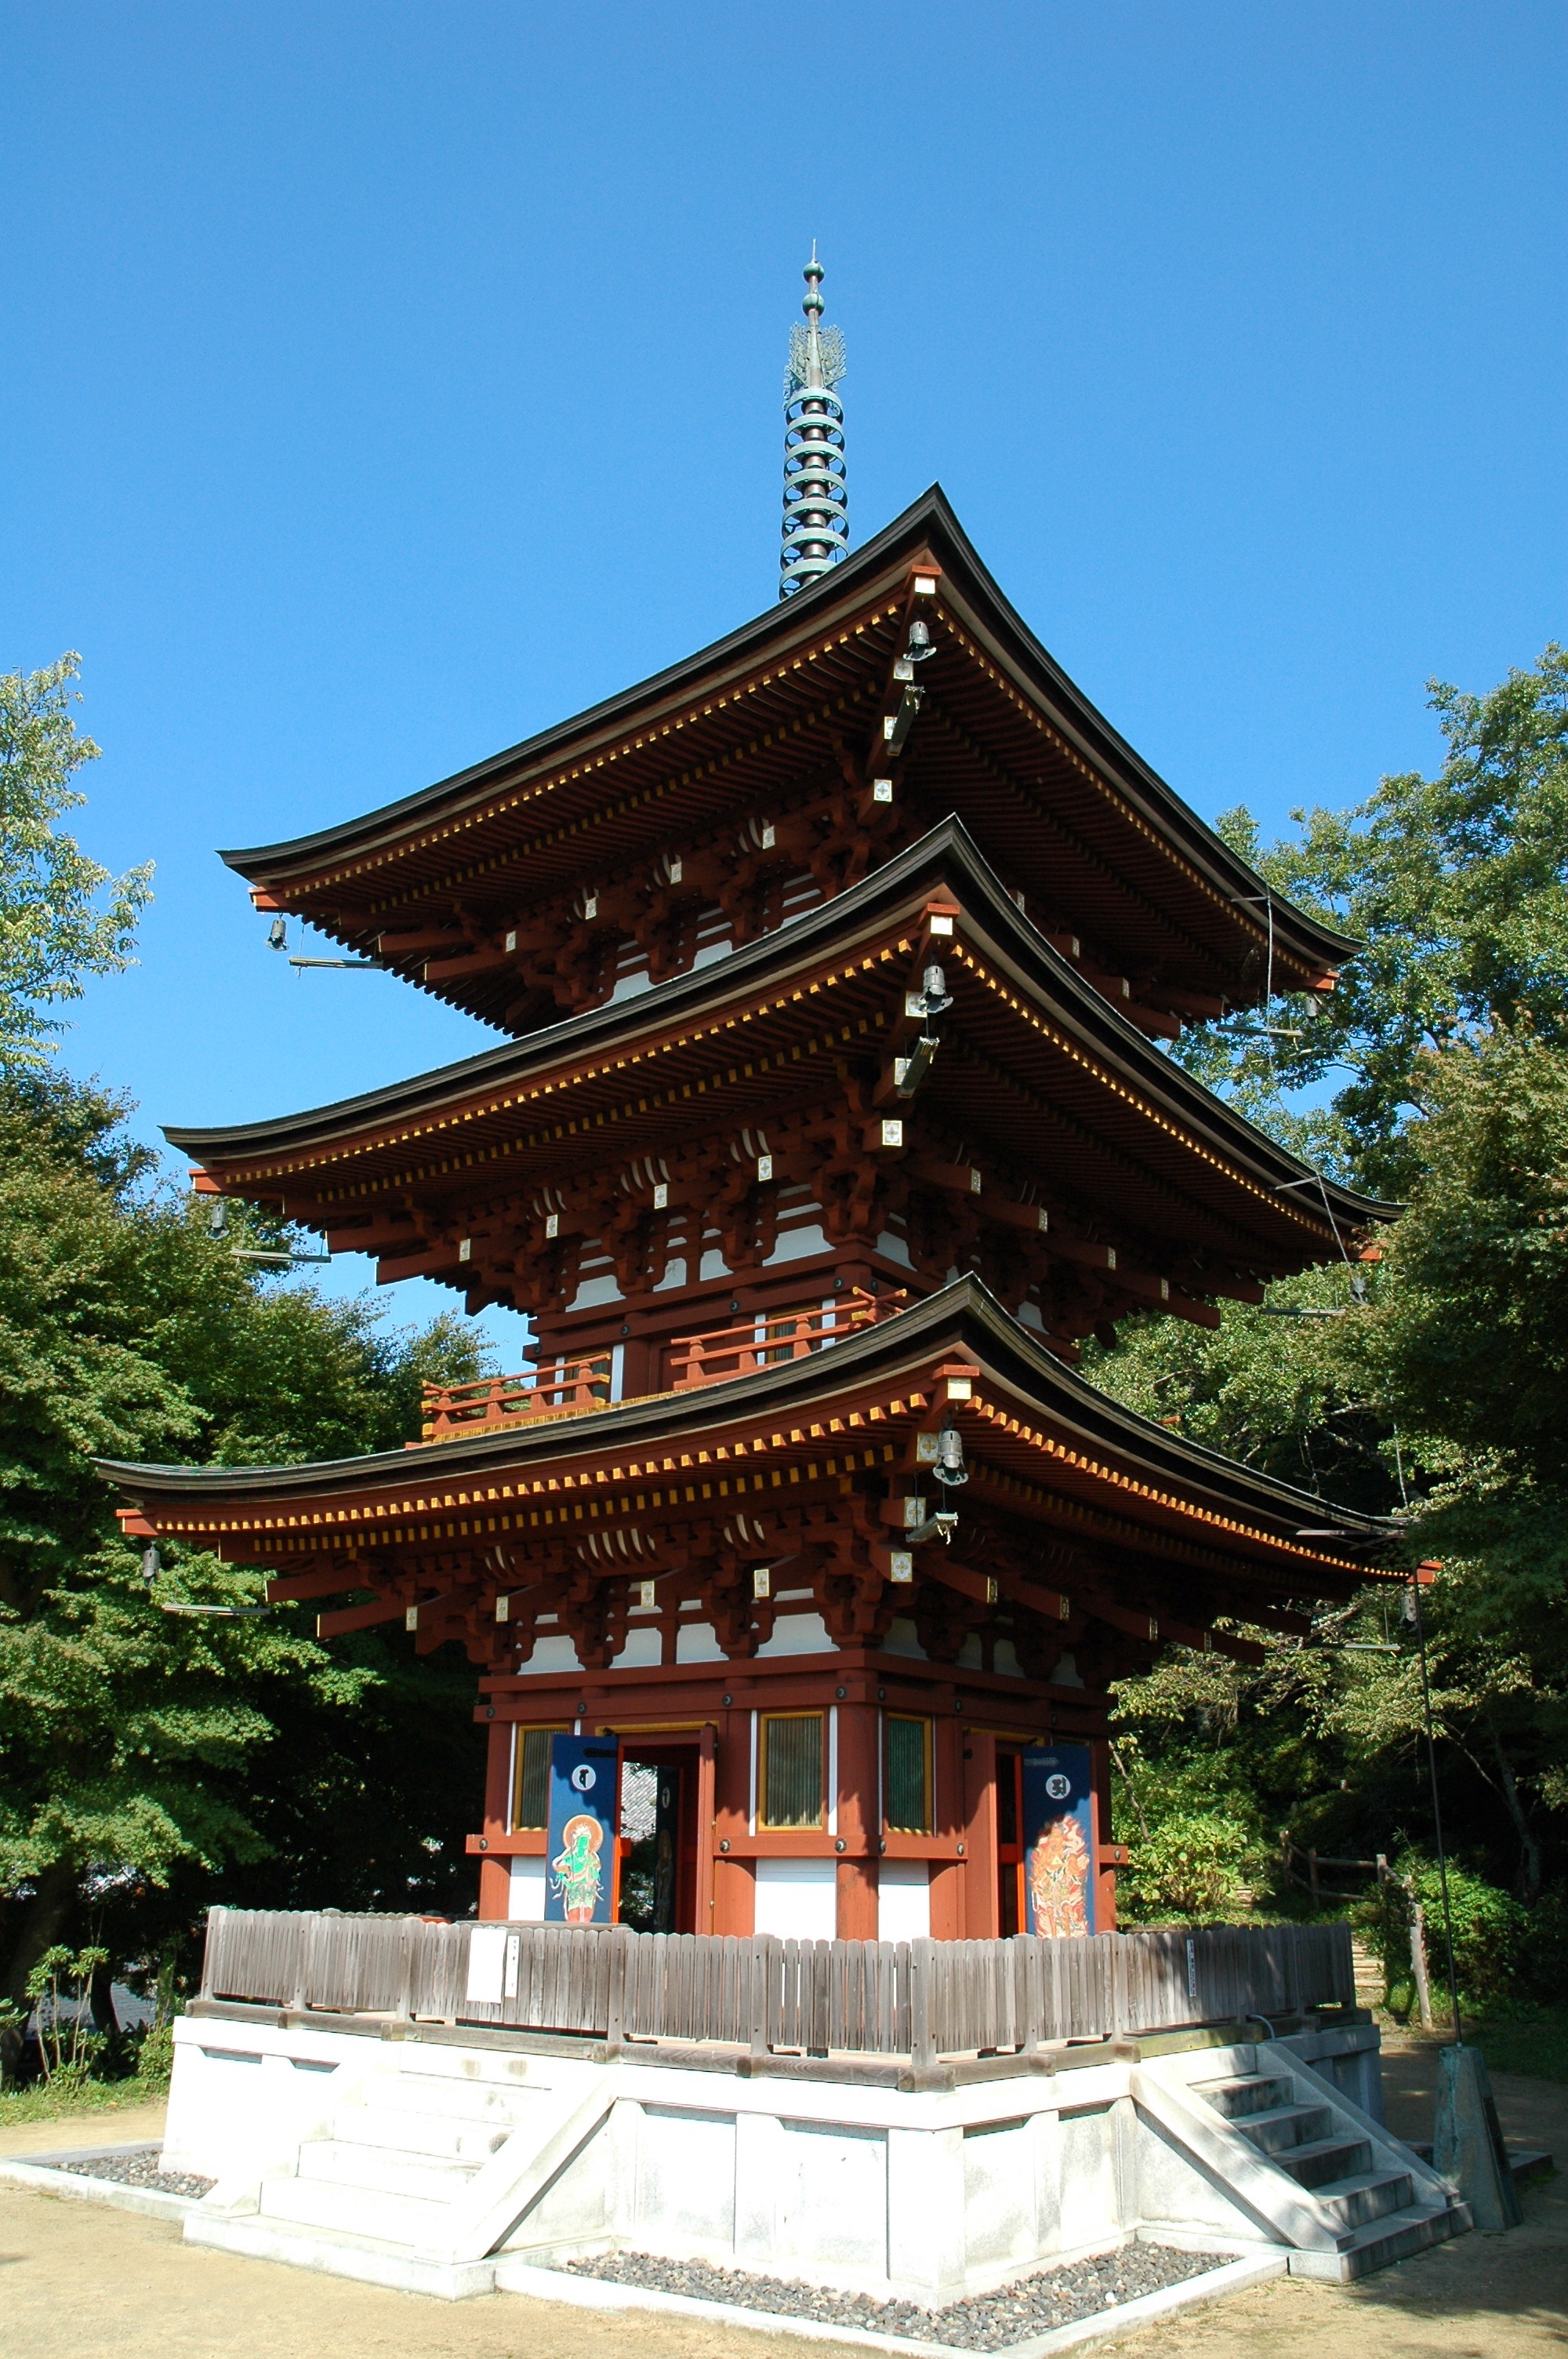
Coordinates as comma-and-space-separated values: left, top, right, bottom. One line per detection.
964, 2116, 1037, 2269
764, 1223, 829, 1264
569, 1269, 623, 1309
1134, 2109, 1274, 2242
881, 1618, 927, 1659
754, 1612, 833, 1658
675, 1621, 724, 1663
877, 1863, 931, 1943
612, 1627, 662, 1668
753, 1858, 838, 1940
162, 2018, 363, 2178
736, 2111, 889, 2284
528, 1635, 582, 1672
508, 1858, 546, 1921
1057, 2105, 1120, 2251
635, 2103, 738, 2248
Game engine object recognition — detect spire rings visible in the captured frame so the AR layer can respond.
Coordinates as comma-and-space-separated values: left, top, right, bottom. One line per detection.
779, 252, 848, 598
780, 389, 849, 596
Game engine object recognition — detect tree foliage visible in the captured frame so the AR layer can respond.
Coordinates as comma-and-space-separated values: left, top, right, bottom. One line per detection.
1094, 652, 1568, 1961
0, 656, 151, 1069
0, 656, 506, 2076
0, 1068, 493, 2063
1176, 645, 1568, 1194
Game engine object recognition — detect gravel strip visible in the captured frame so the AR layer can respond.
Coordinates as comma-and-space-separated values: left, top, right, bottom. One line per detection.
566, 2244, 1232, 2349
54, 2150, 215, 2200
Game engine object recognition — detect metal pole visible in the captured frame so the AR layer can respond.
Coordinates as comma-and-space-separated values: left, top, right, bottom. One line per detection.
1410, 1568, 1463, 2044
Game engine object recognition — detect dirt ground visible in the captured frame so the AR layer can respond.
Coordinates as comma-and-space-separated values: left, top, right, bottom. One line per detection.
0, 2049, 1560, 2359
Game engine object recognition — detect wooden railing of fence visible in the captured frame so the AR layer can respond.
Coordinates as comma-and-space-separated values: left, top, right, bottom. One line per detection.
198, 1910, 1353, 2062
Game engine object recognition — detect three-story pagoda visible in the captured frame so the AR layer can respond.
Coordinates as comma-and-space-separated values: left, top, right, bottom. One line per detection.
107, 368, 1390, 1944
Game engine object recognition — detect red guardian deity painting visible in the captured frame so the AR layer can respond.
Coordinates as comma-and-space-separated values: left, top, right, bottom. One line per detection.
1028, 1813, 1091, 1939
550, 1814, 606, 1923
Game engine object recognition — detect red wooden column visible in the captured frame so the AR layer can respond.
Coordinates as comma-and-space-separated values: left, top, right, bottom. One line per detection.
834, 1700, 880, 1940
1089, 1736, 1123, 1930
928, 1713, 967, 1939
959, 1727, 1000, 1939
712, 1703, 755, 1935
477, 1718, 513, 1920
695, 1723, 717, 1934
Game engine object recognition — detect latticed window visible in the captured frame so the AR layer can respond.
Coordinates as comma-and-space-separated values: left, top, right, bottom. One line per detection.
511, 1726, 568, 1830
760, 1713, 825, 1829
885, 1715, 932, 1834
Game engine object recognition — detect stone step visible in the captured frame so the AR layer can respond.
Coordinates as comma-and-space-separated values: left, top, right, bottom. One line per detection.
1232, 2102, 1334, 2155
1288, 2199, 1471, 2281
1193, 2073, 1297, 2120
184, 2208, 497, 2299
344, 2074, 532, 2125
260, 2173, 456, 2249
393, 2049, 539, 2091
1311, 2168, 1417, 2232
296, 2139, 481, 2205
1272, 2134, 1374, 2190
336, 2106, 513, 2163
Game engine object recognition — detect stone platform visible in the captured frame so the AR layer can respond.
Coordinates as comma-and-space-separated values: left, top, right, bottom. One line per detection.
155, 2010, 1467, 2303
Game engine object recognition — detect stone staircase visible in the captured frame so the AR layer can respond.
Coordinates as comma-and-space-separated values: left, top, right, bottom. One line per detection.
1133, 2041, 1471, 2281
1351, 1933, 1385, 2012
184, 2045, 615, 2298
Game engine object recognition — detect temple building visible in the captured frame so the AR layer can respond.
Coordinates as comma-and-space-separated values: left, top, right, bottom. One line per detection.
106, 265, 1389, 1950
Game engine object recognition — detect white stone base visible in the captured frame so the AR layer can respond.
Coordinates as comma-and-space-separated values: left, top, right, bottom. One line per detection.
161, 2011, 1460, 2304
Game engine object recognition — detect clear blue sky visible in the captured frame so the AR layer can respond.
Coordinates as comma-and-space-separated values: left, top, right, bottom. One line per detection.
6, 4, 1564, 1360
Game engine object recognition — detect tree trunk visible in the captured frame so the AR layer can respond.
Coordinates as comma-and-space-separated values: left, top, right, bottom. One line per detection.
1408, 1898, 1435, 2030
0, 1860, 78, 2084
89, 1956, 122, 2070
1491, 1736, 1541, 1903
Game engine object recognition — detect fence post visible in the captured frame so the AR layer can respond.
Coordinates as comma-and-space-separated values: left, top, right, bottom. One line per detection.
607, 1925, 630, 2051
290, 1915, 311, 2016
199, 1907, 223, 2001
910, 1939, 936, 2072
750, 1936, 776, 2062
396, 1917, 416, 2023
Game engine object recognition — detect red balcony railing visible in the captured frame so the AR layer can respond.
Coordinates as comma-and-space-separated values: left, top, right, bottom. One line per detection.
415, 1289, 908, 1445
667, 1288, 906, 1390
416, 1354, 612, 1443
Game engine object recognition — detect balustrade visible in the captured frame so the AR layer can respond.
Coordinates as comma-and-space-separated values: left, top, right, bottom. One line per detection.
415, 1290, 908, 1444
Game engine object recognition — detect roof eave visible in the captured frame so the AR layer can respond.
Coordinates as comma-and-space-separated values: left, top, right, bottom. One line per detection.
218, 485, 1353, 976
96, 1274, 1393, 1565
167, 817, 1390, 1237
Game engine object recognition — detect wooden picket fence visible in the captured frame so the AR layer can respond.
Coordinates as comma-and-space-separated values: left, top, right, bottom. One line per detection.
199, 1910, 1352, 2064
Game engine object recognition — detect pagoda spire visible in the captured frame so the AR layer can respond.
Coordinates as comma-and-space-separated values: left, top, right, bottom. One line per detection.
779, 245, 848, 598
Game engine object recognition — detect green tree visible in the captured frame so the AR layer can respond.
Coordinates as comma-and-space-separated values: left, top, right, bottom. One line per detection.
0, 655, 151, 1069
1176, 645, 1568, 1195
1093, 652, 1568, 1941
0, 1070, 493, 2070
